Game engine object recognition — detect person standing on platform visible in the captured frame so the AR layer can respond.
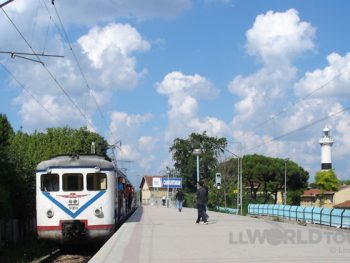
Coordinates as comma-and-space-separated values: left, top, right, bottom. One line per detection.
175, 189, 184, 212
195, 180, 208, 224
200, 177, 209, 220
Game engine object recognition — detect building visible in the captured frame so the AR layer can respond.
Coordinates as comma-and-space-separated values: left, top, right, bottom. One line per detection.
300, 188, 335, 208
139, 175, 172, 205
300, 185, 350, 208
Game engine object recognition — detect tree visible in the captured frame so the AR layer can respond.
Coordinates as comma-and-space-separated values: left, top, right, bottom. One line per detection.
0, 114, 16, 219
218, 154, 309, 205
170, 132, 227, 192
314, 170, 339, 192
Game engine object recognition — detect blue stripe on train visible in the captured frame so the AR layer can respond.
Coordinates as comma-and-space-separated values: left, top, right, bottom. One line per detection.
42, 191, 106, 218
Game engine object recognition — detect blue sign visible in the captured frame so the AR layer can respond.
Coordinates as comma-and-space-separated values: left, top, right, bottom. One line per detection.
162, 177, 182, 188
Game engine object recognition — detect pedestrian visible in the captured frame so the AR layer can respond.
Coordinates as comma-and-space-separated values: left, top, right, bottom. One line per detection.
200, 177, 209, 220
175, 189, 184, 212
162, 195, 166, 206
195, 180, 208, 224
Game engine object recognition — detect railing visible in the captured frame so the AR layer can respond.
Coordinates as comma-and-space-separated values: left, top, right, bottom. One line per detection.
248, 204, 350, 229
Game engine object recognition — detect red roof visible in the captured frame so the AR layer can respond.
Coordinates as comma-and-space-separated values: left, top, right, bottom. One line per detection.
301, 188, 334, 197
334, 200, 350, 209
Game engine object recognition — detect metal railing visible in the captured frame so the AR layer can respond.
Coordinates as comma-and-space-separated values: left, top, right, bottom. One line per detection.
248, 204, 350, 229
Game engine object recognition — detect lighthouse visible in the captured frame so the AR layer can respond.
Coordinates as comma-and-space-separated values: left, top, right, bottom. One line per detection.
319, 127, 334, 170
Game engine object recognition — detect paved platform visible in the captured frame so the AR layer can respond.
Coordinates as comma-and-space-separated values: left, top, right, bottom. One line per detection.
89, 205, 350, 263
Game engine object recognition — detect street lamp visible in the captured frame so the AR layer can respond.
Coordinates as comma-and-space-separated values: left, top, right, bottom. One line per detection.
193, 149, 202, 186
284, 158, 289, 205
219, 144, 242, 216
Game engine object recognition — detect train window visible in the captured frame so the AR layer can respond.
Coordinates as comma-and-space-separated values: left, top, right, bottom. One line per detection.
87, 173, 107, 190
41, 174, 59, 192
62, 173, 83, 191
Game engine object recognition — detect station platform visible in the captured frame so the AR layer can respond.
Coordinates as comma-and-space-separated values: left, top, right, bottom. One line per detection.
89, 205, 350, 263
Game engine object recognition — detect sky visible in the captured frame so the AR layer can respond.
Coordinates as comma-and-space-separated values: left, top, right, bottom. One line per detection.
1, 0, 350, 186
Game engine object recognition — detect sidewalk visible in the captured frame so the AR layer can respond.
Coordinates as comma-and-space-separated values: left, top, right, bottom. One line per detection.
90, 205, 350, 263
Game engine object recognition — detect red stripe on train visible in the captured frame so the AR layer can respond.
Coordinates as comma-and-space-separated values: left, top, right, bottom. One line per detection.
37, 220, 114, 231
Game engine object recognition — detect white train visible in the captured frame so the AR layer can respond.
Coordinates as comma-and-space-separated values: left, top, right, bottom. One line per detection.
36, 154, 135, 244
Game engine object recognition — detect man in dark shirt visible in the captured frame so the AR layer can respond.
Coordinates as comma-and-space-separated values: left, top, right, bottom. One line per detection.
196, 180, 208, 224
175, 189, 184, 212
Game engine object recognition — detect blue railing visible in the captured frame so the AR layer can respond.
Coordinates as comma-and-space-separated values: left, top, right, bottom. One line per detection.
248, 204, 350, 229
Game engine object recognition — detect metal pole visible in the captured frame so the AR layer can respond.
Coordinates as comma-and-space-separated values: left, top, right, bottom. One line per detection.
196, 155, 200, 186
167, 172, 170, 207
284, 158, 288, 205
236, 156, 240, 215
240, 156, 243, 215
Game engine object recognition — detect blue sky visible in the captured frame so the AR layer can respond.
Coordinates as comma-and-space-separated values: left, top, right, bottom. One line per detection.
1, 0, 350, 186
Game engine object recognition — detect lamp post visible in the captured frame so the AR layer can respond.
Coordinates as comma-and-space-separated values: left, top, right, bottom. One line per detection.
193, 149, 201, 187
284, 158, 289, 205
220, 144, 242, 216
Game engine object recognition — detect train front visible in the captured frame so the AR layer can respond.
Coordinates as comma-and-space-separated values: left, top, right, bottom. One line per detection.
36, 155, 116, 244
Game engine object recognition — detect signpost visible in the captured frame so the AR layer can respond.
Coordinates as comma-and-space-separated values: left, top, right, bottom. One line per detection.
162, 178, 182, 188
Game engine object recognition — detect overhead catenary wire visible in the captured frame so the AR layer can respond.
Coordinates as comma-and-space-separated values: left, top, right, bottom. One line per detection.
0, 61, 64, 127
1, 6, 95, 129
250, 68, 350, 132
245, 104, 350, 152
51, 1, 110, 131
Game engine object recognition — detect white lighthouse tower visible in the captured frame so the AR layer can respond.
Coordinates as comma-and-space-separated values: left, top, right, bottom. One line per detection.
319, 127, 334, 170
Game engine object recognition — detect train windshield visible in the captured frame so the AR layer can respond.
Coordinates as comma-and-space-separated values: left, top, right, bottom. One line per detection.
41, 174, 59, 192
87, 173, 107, 190
62, 173, 83, 191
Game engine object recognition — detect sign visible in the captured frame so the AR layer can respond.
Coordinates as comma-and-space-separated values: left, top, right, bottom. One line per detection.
162, 177, 182, 188
152, 177, 162, 188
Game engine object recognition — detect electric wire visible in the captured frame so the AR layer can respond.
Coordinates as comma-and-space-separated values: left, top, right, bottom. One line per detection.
250, 68, 349, 132
51, 1, 110, 131
245, 105, 350, 152
0, 61, 64, 126
1, 6, 95, 129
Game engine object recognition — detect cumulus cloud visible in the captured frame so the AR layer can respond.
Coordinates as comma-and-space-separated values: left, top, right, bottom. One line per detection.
157, 71, 227, 140
229, 9, 316, 142
78, 23, 150, 89
245, 8, 316, 65
294, 52, 350, 99
228, 8, 350, 180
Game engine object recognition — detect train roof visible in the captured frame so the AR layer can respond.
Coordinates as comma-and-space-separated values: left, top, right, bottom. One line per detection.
36, 154, 114, 171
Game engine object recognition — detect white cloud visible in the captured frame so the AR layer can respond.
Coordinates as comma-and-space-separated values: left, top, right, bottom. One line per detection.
157, 71, 227, 140
78, 23, 150, 89
138, 136, 156, 152
245, 9, 316, 65
294, 52, 350, 99
109, 111, 152, 142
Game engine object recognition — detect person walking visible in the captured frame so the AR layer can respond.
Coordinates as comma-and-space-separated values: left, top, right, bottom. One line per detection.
195, 180, 208, 224
175, 189, 184, 212
200, 177, 209, 220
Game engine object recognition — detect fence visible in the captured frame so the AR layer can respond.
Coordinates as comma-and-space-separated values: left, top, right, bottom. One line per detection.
248, 204, 350, 229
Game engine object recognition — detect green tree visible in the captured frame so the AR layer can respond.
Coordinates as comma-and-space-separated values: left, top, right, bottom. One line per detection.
314, 170, 339, 192
218, 154, 309, 206
0, 114, 17, 219
170, 132, 227, 192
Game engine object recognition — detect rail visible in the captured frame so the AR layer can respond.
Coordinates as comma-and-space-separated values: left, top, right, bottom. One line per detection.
248, 204, 350, 229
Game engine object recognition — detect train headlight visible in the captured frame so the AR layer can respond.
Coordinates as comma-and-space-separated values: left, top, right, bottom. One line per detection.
94, 206, 103, 217
46, 209, 54, 218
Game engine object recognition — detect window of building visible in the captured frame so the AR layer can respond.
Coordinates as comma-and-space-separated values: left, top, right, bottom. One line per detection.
41, 173, 59, 192
63, 173, 83, 191
87, 173, 107, 190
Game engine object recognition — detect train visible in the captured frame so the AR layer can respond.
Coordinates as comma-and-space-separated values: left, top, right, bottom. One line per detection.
36, 153, 136, 244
